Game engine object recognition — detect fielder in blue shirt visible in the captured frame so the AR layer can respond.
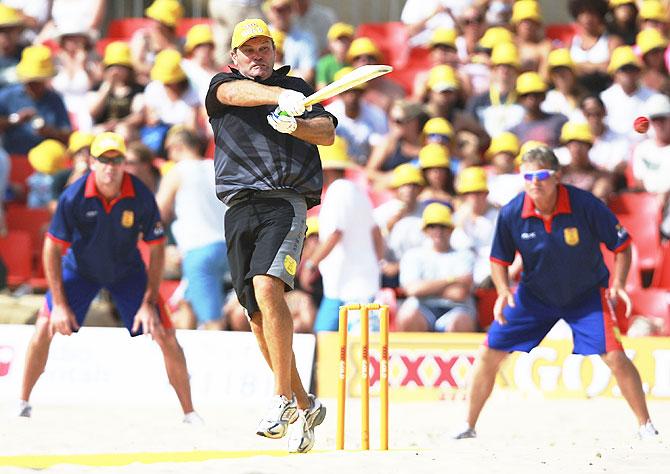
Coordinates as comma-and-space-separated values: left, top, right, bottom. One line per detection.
17, 132, 201, 424
454, 146, 658, 440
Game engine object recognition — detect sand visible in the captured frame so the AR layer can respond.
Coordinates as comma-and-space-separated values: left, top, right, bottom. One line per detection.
0, 392, 667, 474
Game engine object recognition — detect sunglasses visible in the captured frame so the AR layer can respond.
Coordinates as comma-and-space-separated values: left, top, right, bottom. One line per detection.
425, 224, 451, 230
353, 54, 377, 62
463, 17, 483, 25
523, 169, 556, 181
96, 155, 124, 165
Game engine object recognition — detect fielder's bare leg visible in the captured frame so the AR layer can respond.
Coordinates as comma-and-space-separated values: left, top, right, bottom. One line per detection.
601, 350, 651, 425
464, 346, 508, 430
20, 316, 53, 403
154, 329, 194, 414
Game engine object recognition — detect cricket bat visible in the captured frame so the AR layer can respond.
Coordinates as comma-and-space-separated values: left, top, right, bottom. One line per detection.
304, 64, 393, 107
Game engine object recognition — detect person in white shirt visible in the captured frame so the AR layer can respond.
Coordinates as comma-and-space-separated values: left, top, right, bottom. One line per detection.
401, 0, 474, 48
486, 131, 524, 207
300, 137, 383, 332
541, 48, 588, 122
181, 24, 220, 107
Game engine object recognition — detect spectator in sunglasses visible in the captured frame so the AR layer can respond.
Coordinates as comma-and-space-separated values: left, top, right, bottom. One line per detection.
400, 0, 465, 48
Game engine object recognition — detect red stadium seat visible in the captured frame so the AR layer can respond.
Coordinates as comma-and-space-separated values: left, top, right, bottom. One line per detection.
107, 18, 153, 39
176, 17, 213, 37
6, 207, 52, 285
545, 23, 577, 47
628, 288, 670, 336
356, 22, 410, 68
9, 155, 32, 185
475, 287, 497, 330
0, 230, 33, 287
95, 36, 117, 58
600, 243, 642, 291
651, 242, 670, 289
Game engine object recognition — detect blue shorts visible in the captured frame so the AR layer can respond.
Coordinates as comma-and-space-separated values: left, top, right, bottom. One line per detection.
45, 267, 173, 336
486, 284, 624, 355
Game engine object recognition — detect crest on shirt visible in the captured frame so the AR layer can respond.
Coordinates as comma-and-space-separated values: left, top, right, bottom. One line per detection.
284, 255, 297, 276
121, 210, 134, 228
563, 227, 579, 246
615, 224, 628, 240
153, 221, 164, 236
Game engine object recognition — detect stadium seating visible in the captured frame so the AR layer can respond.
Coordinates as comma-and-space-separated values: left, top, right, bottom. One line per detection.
387, 47, 432, 95
545, 23, 577, 46
5, 207, 52, 287
107, 17, 153, 39
628, 288, 670, 336
9, 155, 32, 188
651, 242, 670, 289
175, 18, 213, 37
475, 287, 497, 330
0, 230, 33, 287
600, 243, 642, 291
356, 22, 410, 69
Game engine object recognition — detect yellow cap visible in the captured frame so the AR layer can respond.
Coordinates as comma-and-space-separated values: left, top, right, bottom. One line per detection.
548, 48, 575, 70
427, 64, 459, 92
390, 163, 425, 188
270, 27, 285, 53
327, 22, 354, 41
28, 139, 67, 175
103, 41, 132, 67
423, 117, 454, 138
491, 42, 520, 68
419, 143, 450, 169
68, 131, 94, 154
637, 28, 669, 56
305, 216, 319, 238
91, 132, 127, 158
515, 139, 547, 165
511, 0, 542, 24
608, 45, 642, 73
334, 66, 366, 89
159, 159, 176, 176
0, 4, 23, 27
560, 121, 594, 144
429, 28, 457, 48
347, 37, 381, 62
610, 0, 635, 6
640, 0, 668, 22
422, 202, 453, 228
145, 0, 183, 27
318, 136, 353, 169
151, 49, 186, 84
516, 71, 547, 95
456, 166, 489, 194
231, 18, 273, 49
487, 132, 520, 157
479, 27, 514, 50
15, 45, 55, 82
184, 24, 214, 53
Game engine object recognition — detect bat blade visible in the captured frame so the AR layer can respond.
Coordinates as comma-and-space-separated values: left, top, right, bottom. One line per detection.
303, 64, 393, 107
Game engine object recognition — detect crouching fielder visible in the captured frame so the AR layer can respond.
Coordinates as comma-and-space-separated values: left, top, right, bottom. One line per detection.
454, 146, 658, 440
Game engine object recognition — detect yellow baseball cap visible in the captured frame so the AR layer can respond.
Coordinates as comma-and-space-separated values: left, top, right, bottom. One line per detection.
91, 132, 127, 158
145, 0, 184, 27
318, 136, 353, 169
422, 202, 453, 228
68, 131, 95, 154
487, 132, 520, 157
427, 64, 459, 92
479, 27, 514, 50
151, 49, 186, 84
456, 166, 489, 194
637, 28, 669, 56
184, 24, 214, 53
640, 0, 668, 22
306, 216, 319, 238
347, 37, 381, 62
516, 71, 547, 95
610, 0, 636, 6
0, 4, 23, 27
103, 41, 133, 68
515, 139, 547, 166
423, 117, 454, 138
270, 27, 285, 53
491, 42, 520, 68
419, 143, 450, 169
390, 163, 425, 188
608, 45, 641, 73
333, 66, 366, 90
429, 28, 457, 48
231, 18, 273, 49
511, 0, 542, 24
15, 45, 55, 82
548, 48, 575, 70
28, 139, 67, 175
560, 121, 594, 144
327, 22, 354, 41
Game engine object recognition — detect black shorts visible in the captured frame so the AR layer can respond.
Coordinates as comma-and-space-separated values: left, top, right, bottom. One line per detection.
224, 190, 307, 317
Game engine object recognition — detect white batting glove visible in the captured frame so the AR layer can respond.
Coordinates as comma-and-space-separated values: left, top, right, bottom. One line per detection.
267, 110, 297, 134
277, 89, 307, 116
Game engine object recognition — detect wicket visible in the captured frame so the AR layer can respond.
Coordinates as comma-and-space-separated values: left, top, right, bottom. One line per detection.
336, 303, 389, 451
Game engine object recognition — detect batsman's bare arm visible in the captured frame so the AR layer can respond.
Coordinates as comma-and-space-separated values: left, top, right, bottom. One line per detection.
215, 80, 283, 107
292, 116, 334, 145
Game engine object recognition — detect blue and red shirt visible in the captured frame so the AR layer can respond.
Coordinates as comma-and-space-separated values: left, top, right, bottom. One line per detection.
47, 172, 165, 284
491, 185, 630, 308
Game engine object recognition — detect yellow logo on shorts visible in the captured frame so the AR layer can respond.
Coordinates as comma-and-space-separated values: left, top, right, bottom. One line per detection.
284, 255, 297, 276
564, 227, 579, 246
121, 210, 134, 228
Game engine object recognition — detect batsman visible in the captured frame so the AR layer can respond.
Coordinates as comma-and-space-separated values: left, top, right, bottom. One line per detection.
205, 18, 336, 453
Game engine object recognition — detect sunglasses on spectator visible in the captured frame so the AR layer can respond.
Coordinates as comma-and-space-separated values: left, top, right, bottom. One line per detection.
463, 17, 483, 25
96, 155, 125, 165
523, 169, 555, 181
425, 224, 451, 230
427, 133, 450, 143
393, 116, 415, 124
353, 54, 377, 62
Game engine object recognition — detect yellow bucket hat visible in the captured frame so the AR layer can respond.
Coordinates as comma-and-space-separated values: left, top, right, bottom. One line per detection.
145, 0, 184, 27
516, 71, 547, 95
491, 42, 520, 68
346, 37, 381, 62
184, 24, 214, 53
390, 163, 425, 188
16, 45, 55, 82
427, 64, 459, 92
429, 28, 457, 48
103, 41, 133, 68
560, 121, 594, 144
637, 28, 669, 56
419, 143, 450, 169
305, 216, 319, 238
640, 0, 668, 22
68, 131, 95, 154
609, 0, 636, 6
231, 18, 273, 49
487, 132, 520, 157
608, 45, 642, 73
423, 117, 454, 138
91, 132, 127, 158
28, 139, 67, 175
548, 48, 575, 70
456, 166, 489, 194
333, 66, 366, 89
0, 4, 23, 27
422, 202, 453, 228
327, 22, 354, 41
515, 139, 547, 166
511, 0, 542, 24
318, 136, 353, 169
479, 27, 514, 50
151, 49, 186, 84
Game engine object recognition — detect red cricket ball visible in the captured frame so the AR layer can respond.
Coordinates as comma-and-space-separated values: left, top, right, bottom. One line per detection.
634, 116, 650, 134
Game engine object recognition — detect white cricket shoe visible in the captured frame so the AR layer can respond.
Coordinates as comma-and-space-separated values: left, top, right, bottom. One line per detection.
256, 395, 298, 439
452, 422, 477, 439
16, 400, 31, 418
182, 411, 204, 425
637, 421, 659, 440
288, 394, 326, 453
